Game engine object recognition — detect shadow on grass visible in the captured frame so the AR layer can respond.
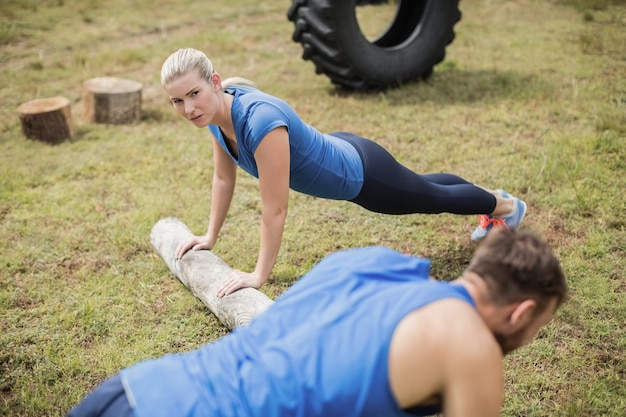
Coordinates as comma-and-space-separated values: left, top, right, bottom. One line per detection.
330, 68, 556, 106
423, 240, 476, 282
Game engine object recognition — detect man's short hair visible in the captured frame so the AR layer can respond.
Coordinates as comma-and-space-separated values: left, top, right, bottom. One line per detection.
467, 227, 568, 312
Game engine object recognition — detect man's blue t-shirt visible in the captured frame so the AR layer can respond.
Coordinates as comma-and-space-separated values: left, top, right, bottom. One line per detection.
121, 246, 476, 417
208, 86, 363, 200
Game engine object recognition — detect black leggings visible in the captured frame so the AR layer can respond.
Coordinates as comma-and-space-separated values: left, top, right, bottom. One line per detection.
331, 132, 497, 215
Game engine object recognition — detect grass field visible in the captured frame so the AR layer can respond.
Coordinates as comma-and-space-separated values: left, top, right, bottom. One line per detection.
1, 0, 625, 415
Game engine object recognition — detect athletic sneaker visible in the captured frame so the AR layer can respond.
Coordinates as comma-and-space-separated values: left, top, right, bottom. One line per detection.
470, 191, 527, 241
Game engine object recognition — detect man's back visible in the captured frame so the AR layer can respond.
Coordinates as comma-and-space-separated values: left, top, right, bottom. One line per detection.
121, 246, 476, 417
69, 229, 567, 417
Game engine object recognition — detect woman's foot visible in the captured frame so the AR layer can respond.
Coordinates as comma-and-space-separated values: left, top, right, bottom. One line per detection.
471, 190, 527, 241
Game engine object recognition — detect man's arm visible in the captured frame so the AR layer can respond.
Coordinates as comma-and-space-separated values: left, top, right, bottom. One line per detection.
388, 299, 504, 417
441, 313, 504, 417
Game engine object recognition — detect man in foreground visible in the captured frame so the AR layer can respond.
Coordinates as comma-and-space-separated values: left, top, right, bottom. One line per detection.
68, 227, 567, 417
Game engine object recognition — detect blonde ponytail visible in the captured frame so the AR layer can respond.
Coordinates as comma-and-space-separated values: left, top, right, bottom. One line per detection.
161, 48, 256, 90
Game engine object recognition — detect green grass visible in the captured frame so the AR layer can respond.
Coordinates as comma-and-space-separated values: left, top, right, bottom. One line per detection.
1, 0, 625, 415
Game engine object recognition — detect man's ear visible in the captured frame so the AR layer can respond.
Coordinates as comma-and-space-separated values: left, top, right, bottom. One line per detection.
510, 299, 537, 328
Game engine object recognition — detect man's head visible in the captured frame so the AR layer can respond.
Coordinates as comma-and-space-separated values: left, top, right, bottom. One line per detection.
466, 227, 568, 354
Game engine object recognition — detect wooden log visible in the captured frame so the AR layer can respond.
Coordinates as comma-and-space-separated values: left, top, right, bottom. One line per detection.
17, 96, 73, 143
82, 77, 142, 124
150, 217, 274, 329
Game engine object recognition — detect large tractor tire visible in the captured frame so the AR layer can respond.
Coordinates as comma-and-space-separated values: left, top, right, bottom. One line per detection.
287, 0, 462, 91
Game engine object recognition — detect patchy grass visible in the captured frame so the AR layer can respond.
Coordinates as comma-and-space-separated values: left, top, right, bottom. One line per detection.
1, 0, 625, 415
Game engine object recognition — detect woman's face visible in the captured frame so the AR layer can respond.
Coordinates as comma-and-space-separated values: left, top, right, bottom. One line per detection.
165, 70, 221, 128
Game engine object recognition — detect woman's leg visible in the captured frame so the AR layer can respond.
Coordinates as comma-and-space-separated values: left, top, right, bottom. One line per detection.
331, 132, 498, 215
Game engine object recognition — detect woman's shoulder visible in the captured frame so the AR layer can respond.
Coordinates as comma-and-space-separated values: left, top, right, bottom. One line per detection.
228, 85, 267, 100
230, 86, 286, 105
227, 85, 258, 94
233, 87, 294, 119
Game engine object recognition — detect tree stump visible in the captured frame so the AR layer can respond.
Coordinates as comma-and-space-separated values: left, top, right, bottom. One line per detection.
82, 77, 142, 124
150, 218, 275, 329
17, 96, 73, 144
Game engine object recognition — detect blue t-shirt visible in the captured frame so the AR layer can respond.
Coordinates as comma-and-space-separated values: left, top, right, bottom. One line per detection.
208, 86, 363, 200
121, 246, 476, 417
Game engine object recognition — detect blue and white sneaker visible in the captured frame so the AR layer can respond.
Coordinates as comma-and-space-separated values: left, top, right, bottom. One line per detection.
470, 190, 527, 241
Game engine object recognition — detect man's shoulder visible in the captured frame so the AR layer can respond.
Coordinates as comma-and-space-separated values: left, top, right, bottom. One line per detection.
429, 299, 499, 346
319, 246, 432, 277
324, 245, 427, 263
397, 298, 501, 363
388, 298, 502, 409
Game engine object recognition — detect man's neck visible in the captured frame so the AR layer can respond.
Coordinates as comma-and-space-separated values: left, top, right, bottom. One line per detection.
453, 272, 504, 332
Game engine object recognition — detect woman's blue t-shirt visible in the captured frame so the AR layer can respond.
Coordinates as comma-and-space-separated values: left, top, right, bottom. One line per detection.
208, 86, 363, 200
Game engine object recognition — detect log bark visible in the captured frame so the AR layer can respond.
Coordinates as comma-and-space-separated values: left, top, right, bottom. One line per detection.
82, 77, 142, 124
17, 96, 73, 143
150, 217, 274, 329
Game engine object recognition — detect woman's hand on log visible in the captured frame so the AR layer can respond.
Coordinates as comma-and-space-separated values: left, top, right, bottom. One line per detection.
175, 235, 214, 260
217, 270, 265, 298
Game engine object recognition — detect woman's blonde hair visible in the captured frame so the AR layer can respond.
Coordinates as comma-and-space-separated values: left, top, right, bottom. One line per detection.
161, 48, 256, 90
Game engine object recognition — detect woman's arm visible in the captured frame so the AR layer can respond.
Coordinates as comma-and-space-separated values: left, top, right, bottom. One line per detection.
175, 140, 236, 259
217, 127, 290, 296
206, 139, 237, 245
